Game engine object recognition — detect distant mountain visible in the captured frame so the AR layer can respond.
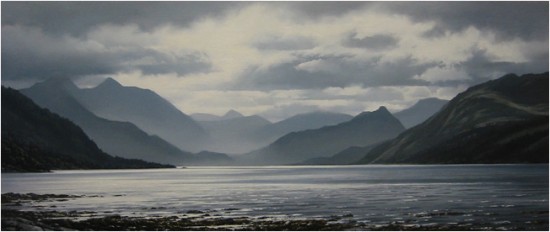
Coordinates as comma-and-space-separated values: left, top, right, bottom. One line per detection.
221, 110, 244, 120
191, 110, 245, 122
21, 78, 194, 165
195, 111, 353, 154
1, 87, 173, 172
359, 72, 549, 164
200, 115, 272, 153
192, 151, 234, 165
191, 113, 223, 121
72, 78, 208, 152
394, 98, 448, 128
239, 107, 405, 165
252, 111, 353, 147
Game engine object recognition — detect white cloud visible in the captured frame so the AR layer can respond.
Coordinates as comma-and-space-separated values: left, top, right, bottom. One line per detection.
295, 59, 341, 74
5, 2, 546, 121
413, 66, 471, 83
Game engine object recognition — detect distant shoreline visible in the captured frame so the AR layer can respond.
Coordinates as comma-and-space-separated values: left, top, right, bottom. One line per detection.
3, 163, 548, 173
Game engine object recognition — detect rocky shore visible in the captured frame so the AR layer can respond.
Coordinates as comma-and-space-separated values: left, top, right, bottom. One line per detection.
1, 193, 547, 231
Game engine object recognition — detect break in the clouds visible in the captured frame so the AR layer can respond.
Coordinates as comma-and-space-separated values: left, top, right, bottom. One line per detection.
2, 2, 548, 120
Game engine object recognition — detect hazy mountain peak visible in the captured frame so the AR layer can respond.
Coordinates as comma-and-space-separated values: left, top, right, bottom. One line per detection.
36, 77, 78, 91
73, 78, 209, 153
377, 106, 389, 113
354, 106, 392, 120
282, 111, 353, 122
96, 77, 123, 89
240, 105, 404, 165
394, 98, 449, 128
222, 110, 244, 119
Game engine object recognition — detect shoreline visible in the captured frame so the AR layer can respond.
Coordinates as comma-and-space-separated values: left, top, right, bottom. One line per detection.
2, 193, 547, 231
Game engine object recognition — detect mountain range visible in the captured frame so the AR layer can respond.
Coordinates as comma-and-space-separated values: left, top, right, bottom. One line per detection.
358, 72, 549, 164
238, 106, 405, 165
20, 78, 233, 165
199, 114, 272, 154
21, 79, 193, 165
297, 98, 448, 165
2, 86, 173, 172
73, 78, 209, 152
195, 110, 353, 154
252, 111, 354, 147
191, 110, 244, 121
11, 72, 547, 167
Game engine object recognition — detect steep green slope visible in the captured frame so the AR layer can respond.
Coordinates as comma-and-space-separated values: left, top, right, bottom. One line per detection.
359, 72, 549, 164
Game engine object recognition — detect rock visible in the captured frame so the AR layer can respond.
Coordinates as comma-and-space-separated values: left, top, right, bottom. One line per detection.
2, 217, 46, 231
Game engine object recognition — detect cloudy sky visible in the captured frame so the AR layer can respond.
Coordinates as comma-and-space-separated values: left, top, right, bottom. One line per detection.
2, 2, 548, 121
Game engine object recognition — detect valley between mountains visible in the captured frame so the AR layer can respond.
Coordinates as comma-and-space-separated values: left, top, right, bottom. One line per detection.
2, 72, 548, 171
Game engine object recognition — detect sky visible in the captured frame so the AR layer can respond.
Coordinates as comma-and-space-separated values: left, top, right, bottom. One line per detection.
2, 1, 548, 121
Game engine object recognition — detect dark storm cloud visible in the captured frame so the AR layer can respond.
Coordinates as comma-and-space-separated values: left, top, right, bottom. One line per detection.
458, 49, 549, 85
1, 25, 211, 81
236, 56, 432, 90
283, 2, 371, 20
2, 2, 222, 81
278, 1, 548, 42
1, 1, 241, 37
6, 2, 543, 42
343, 32, 399, 50
379, 2, 549, 41
1, 26, 116, 80
421, 25, 447, 38
2, 1, 547, 90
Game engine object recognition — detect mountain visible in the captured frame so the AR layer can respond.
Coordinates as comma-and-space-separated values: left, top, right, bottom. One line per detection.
20, 78, 194, 165
252, 111, 353, 147
359, 72, 549, 164
72, 78, 208, 152
199, 115, 272, 153
297, 145, 376, 165
191, 110, 245, 122
239, 107, 405, 165
394, 98, 448, 128
192, 151, 234, 165
191, 113, 223, 122
193, 111, 352, 153
1, 87, 173, 172
221, 110, 244, 120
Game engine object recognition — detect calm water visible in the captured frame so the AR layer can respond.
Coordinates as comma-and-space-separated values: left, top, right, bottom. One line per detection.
2, 165, 548, 229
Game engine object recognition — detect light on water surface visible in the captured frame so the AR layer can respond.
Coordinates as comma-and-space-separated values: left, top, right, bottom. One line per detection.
2, 164, 548, 229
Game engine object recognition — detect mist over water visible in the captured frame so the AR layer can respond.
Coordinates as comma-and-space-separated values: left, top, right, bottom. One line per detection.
2, 164, 548, 229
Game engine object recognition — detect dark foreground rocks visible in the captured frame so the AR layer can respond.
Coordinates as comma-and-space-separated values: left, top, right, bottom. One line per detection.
2, 193, 548, 231
0, 209, 482, 231
2, 209, 356, 231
